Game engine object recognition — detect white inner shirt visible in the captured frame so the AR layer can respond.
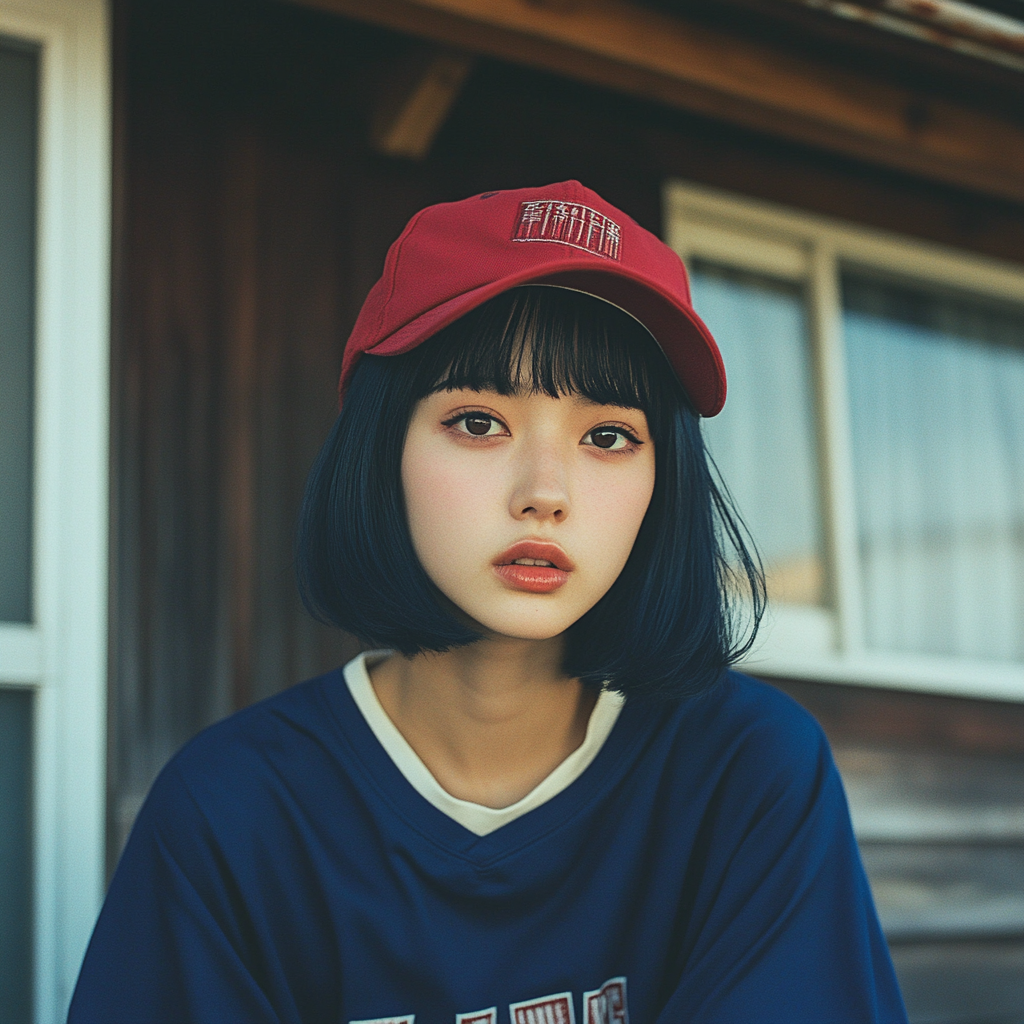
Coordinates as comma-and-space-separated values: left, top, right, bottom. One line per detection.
343, 651, 624, 836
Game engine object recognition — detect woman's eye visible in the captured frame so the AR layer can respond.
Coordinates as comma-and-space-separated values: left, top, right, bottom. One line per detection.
453, 413, 504, 437
585, 427, 633, 451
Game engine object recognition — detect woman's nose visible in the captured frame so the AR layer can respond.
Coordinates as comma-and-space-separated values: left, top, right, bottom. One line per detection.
508, 446, 570, 523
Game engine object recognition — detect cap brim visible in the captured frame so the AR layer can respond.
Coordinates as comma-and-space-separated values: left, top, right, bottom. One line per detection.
348, 257, 726, 416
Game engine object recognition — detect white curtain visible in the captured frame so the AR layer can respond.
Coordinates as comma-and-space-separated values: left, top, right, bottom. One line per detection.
844, 277, 1024, 661
691, 261, 825, 605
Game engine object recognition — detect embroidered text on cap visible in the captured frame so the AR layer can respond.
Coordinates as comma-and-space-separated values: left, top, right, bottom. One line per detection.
513, 201, 622, 261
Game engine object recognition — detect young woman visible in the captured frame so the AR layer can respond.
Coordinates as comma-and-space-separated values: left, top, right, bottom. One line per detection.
70, 182, 907, 1023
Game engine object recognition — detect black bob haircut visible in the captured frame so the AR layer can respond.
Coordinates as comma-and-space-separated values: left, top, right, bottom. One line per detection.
297, 286, 765, 702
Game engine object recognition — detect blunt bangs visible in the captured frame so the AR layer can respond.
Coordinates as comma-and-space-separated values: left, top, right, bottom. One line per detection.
296, 286, 765, 700
409, 285, 673, 419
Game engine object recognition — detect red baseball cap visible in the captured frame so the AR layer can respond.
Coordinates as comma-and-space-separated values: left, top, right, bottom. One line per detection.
339, 180, 726, 416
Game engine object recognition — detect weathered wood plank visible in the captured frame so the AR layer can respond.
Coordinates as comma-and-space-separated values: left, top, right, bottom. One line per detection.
860, 843, 1024, 939
289, 0, 1024, 203
771, 677, 1024, 756
371, 46, 475, 159
889, 939, 1024, 1023
835, 746, 1024, 842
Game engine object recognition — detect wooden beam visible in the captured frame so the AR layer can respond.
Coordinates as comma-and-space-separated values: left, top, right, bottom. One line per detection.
372, 47, 475, 159
291, 0, 1024, 204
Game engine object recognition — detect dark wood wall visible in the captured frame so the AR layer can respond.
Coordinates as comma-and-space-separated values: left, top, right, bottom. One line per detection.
112, 4, 1024, 1016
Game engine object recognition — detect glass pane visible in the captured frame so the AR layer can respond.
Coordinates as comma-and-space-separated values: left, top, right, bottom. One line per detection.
844, 274, 1024, 661
0, 689, 33, 1024
0, 40, 39, 623
691, 260, 826, 605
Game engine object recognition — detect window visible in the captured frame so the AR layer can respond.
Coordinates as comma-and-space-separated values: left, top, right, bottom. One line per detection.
0, 689, 32, 1024
844, 275, 1024, 663
0, 38, 36, 626
692, 262, 825, 608
666, 180, 1024, 699
1, 36, 40, 1023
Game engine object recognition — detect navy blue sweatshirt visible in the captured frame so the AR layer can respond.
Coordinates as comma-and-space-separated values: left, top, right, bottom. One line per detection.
69, 669, 906, 1023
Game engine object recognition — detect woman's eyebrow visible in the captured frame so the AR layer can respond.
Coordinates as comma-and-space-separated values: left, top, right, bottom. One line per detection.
427, 384, 501, 396
570, 395, 644, 413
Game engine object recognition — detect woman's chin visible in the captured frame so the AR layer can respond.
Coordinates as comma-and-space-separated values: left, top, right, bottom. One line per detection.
434, 576, 601, 644
462, 604, 582, 644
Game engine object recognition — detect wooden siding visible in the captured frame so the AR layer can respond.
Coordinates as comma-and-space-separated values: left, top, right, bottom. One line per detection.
774, 678, 1024, 1022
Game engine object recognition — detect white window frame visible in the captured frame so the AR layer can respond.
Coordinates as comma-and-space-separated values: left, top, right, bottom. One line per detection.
665, 179, 1024, 703
0, 1, 110, 1020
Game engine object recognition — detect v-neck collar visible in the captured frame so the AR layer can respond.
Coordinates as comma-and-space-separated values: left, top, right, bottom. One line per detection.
343, 651, 625, 836
321, 657, 656, 865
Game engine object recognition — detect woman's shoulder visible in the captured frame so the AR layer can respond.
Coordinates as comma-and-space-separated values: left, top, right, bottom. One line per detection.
643, 669, 836, 803
718, 669, 828, 748
721, 669, 835, 788
660, 668, 827, 749
177, 668, 343, 763
141, 668, 353, 837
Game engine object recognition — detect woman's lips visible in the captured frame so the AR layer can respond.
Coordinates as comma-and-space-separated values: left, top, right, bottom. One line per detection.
494, 563, 569, 593
493, 541, 573, 594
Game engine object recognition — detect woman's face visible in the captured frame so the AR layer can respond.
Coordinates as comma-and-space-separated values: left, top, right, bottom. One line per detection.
402, 387, 656, 641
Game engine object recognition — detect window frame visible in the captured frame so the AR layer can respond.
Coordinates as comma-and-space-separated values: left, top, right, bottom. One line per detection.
665, 179, 1024, 702
0, 2, 110, 1021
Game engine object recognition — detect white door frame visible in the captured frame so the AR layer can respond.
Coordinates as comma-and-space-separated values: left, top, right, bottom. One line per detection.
0, 1, 110, 1020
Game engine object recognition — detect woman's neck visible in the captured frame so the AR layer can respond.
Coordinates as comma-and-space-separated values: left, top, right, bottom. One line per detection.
367, 637, 597, 809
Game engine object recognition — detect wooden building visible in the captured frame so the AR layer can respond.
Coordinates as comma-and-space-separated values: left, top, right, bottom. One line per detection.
1, 0, 1023, 1020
